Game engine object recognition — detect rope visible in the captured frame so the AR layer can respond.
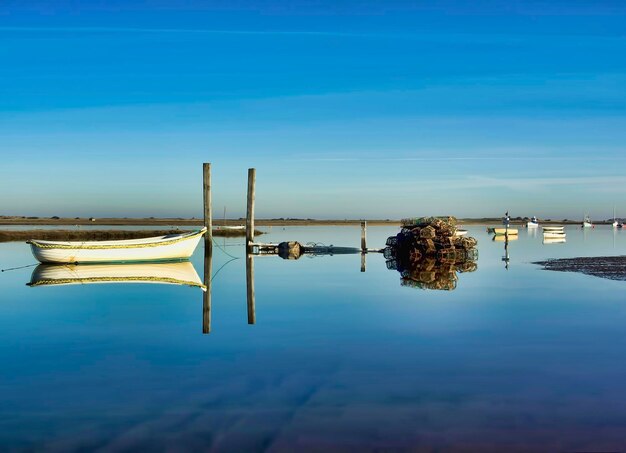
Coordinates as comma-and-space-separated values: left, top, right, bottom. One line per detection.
211, 257, 238, 282
1, 263, 38, 272
211, 236, 239, 260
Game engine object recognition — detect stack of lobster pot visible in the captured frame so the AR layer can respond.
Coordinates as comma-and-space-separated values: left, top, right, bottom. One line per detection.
384, 216, 478, 291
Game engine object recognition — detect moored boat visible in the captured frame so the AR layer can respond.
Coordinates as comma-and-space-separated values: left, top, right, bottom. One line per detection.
612, 207, 623, 229
454, 229, 468, 237
582, 215, 593, 228
28, 261, 205, 289
493, 228, 518, 236
542, 226, 565, 232
526, 216, 539, 228
27, 228, 207, 264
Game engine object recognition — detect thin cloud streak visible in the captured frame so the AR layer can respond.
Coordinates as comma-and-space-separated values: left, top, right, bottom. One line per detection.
0, 26, 355, 36
2, 27, 624, 43
295, 156, 626, 162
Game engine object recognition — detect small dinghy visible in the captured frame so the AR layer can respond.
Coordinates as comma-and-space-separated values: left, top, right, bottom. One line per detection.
28, 261, 205, 289
493, 228, 518, 236
543, 226, 565, 232
27, 228, 207, 264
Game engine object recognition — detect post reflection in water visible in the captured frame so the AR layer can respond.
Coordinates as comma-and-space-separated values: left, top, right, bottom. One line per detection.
246, 253, 256, 324
202, 239, 212, 334
493, 233, 517, 270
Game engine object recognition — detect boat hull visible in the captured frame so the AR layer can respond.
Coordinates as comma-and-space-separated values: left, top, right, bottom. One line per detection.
542, 226, 565, 232
493, 228, 518, 235
28, 229, 206, 264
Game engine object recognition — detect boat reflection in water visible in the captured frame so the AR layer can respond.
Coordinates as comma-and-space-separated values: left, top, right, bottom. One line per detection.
27, 261, 206, 290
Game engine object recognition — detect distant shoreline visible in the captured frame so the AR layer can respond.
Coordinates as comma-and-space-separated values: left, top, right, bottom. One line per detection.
0, 216, 607, 227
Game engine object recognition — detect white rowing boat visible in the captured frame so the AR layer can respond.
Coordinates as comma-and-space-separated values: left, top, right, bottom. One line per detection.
542, 226, 565, 232
493, 228, 518, 236
454, 229, 468, 237
27, 228, 207, 264
28, 261, 205, 289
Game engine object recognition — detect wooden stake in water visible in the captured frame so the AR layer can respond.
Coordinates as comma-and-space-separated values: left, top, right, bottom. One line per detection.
246, 168, 256, 247
202, 239, 212, 334
246, 253, 256, 324
203, 163, 212, 242
361, 221, 367, 251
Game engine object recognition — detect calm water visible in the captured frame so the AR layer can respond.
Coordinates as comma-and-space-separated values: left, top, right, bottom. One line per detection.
1, 226, 625, 451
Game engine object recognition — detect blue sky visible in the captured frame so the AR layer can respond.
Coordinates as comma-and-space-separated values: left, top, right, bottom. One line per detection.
1, 1, 625, 219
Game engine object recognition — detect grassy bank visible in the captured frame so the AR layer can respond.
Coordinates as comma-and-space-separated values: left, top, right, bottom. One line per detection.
0, 229, 263, 243
0, 216, 597, 227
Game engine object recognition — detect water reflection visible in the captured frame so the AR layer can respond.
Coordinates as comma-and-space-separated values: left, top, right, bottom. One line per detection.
493, 233, 517, 269
27, 260, 205, 289
384, 249, 478, 291
203, 239, 212, 334
246, 253, 256, 324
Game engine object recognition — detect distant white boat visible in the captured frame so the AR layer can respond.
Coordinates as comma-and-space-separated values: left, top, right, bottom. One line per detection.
582, 215, 593, 228
28, 228, 206, 264
454, 229, 468, 237
28, 261, 205, 289
526, 216, 539, 228
612, 207, 623, 229
214, 225, 245, 231
543, 226, 565, 232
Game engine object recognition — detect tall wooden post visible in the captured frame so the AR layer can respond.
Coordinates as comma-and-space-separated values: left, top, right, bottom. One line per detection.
202, 240, 213, 334
246, 253, 256, 324
361, 221, 367, 251
360, 221, 367, 272
246, 168, 256, 247
203, 163, 212, 240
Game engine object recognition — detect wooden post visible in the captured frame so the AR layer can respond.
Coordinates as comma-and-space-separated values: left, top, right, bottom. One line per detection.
203, 163, 212, 241
361, 221, 367, 251
360, 252, 366, 272
202, 238, 213, 334
246, 253, 256, 324
246, 168, 256, 247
